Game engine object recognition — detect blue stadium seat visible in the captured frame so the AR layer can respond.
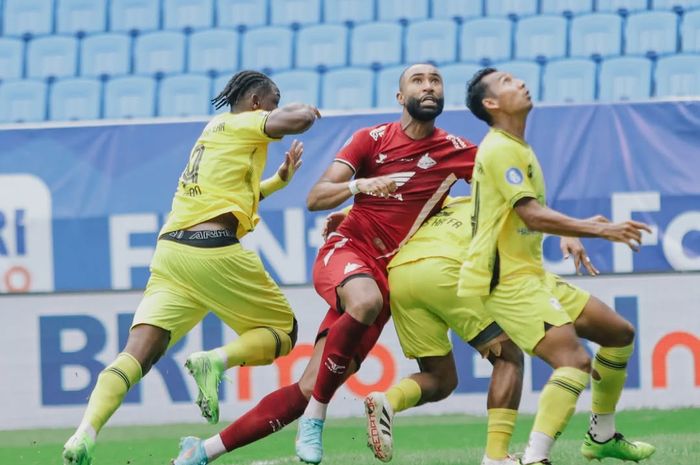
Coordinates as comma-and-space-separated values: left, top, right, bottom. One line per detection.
652, 0, 700, 11
515, 15, 567, 61
0, 80, 47, 122
241, 27, 293, 71
50, 78, 102, 120
350, 22, 402, 67
497, 60, 542, 100
378, 0, 429, 22
323, 0, 374, 24
296, 24, 348, 69
460, 17, 513, 63
441, 63, 481, 107
681, 9, 700, 52
484, 0, 537, 17
271, 0, 321, 26
188, 29, 239, 74
541, 0, 593, 14
655, 53, 700, 97
625, 11, 679, 56
56, 0, 107, 35
597, 0, 647, 13
570, 13, 623, 58
164, 0, 214, 30
322, 68, 374, 109
0, 38, 23, 80
110, 0, 160, 33
3, 0, 53, 37
375, 65, 404, 108
216, 0, 267, 28
598, 57, 652, 100
432, 0, 482, 20
27, 37, 78, 80
272, 70, 321, 106
542, 59, 596, 102
405, 20, 458, 64
104, 76, 156, 118
80, 33, 131, 77
158, 74, 211, 116
134, 31, 186, 75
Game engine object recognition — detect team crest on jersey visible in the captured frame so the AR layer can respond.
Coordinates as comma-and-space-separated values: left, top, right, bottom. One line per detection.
505, 167, 524, 185
376, 153, 387, 164
417, 153, 437, 169
446, 134, 467, 149
369, 125, 387, 141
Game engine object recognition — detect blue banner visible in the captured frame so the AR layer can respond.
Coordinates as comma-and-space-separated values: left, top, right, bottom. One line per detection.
1, 101, 699, 293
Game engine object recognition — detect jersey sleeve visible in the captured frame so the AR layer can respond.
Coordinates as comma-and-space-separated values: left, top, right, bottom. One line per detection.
483, 141, 537, 208
233, 110, 281, 142
334, 128, 376, 174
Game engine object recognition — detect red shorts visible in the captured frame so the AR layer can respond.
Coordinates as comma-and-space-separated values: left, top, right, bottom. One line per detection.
312, 233, 391, 363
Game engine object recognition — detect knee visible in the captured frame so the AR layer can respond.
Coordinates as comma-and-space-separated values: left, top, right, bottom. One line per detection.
572, 353, 592, 373
617, 322, 635, 347
345, 295, 382, 323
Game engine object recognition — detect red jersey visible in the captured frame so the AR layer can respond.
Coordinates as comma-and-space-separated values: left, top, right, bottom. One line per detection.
334, 121, 477, 265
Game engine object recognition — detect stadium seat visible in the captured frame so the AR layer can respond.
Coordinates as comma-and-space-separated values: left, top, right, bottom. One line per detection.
272, 70, 321, 106
378, 0, 429, 22
625, 11, 679, 56
216, 0, 267, 28
296, 24, 348, 69
570, 13, 623, 58
80, 33, 131, 77
323, 0, 374, 24
158, 74, 211, 117
56, 0, 108, 35
49, 77, 102, 121
598, 56, 652, 100
375, 65, 404, 108
104, 76, 156, 118
3, 0, 53, 37
681, 9, 700, 52
241, 27, 293, 71
271, 0, 321, 26
541, 0, 593, 15
432, 0, 482, 20
188, 29, 239, 74
0, 38, 23, 80
484, 0, 537, 17
405, 20, 458, 64
134, 31, 186, 75
164, 0, 214, 30
652, 0, 700, 11
322, 68, 374, 109
655, 53, 700, 97
460, 17, 513, 63
515, 15, 567, 61
26, 36, 78, 80
350, 22, 402, 67
0, 80, 47, 123
110, 0, 160, 33
596, 0, 648, 12
542, 59, 596, 102
441, 63, 481, 107
497, 60, 542, 100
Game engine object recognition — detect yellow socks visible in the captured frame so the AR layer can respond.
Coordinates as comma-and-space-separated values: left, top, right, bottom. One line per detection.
592, 344, 633, 414
385, 378, 422, 413
533, 367, 589, 439
486, 408, 517, 460
80, 353, 142, 435
220, 327, 293, 368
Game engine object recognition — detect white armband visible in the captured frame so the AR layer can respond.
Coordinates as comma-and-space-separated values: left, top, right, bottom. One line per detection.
348, 179, 361, 195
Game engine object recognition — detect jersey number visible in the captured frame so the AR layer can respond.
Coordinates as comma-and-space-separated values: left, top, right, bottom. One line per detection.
181, 144, 205, 184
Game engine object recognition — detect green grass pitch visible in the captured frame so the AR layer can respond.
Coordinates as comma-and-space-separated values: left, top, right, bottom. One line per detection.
3, 408, 699, 464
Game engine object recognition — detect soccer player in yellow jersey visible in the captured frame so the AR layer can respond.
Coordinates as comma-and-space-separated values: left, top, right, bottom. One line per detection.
62, 70, 320, 465
460, 68, 655, 465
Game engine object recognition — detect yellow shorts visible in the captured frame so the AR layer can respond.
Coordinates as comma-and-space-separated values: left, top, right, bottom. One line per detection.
484, 272, 591, 355
388, 257, 502, 359
132, 239, 295, 348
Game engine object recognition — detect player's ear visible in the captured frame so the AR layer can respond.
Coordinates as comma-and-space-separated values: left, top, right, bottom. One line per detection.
396, 91, 404, 105
483, 96, 498, 111
251, 93, 261, 111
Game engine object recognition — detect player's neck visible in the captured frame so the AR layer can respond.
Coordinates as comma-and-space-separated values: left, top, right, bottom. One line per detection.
492, 116, 527, 142
399, 113, 435, 140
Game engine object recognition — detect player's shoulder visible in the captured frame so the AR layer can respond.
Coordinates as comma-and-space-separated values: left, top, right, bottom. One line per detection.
342, 122, 393, 148
434, 126, 477, 150
479, 129, 523, 158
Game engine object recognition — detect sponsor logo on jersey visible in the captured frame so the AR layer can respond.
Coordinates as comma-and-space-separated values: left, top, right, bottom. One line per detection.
369, 125, 387, 141
506, 167, 524, 185
446, 134, 467, 149
376, 153, 388, 164
417, 153, 436, 169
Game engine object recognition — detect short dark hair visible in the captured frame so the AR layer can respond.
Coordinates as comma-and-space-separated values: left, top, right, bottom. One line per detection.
466, 67, 498, 125
399, 62, 439, 90
211, 70, 275, 110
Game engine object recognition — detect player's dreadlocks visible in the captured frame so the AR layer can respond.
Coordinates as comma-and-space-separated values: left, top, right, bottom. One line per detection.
211, 70, 274, 110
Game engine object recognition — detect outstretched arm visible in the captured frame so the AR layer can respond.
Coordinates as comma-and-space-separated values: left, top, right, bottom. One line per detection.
264, 103, 321, 138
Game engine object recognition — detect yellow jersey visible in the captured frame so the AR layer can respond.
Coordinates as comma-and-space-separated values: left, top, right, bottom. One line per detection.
458, 128, 546, 296
160, 110, 280, 238
388, 196, 472, 269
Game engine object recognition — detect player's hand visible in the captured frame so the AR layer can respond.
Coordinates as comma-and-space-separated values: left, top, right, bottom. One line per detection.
560, 237, 599, 276
322, 210, 347, 241
600, 221, 652, 251
356, 176, 397, 197
277, 139, 303, 182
